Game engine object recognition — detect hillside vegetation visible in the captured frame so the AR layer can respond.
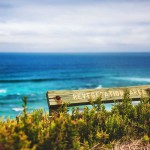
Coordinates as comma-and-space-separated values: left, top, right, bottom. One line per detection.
0, 91, 150, 150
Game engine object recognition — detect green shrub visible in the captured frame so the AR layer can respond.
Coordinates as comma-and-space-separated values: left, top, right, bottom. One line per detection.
0, 92, 149, 150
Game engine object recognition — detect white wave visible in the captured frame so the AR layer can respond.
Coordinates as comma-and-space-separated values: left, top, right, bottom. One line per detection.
17, 93, 21, 95
96, 85, 102, 89
12, 107, 23, 112
0, 89, 7, 94
112, 77, 150, 82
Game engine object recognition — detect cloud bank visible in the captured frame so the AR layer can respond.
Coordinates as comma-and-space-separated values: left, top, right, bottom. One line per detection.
0, 0, 150, 52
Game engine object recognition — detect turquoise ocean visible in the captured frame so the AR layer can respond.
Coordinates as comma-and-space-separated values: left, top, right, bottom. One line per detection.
0, 52, 150, 118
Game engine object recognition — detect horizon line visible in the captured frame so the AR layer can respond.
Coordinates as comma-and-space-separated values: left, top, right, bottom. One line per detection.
0, 51, 150, 54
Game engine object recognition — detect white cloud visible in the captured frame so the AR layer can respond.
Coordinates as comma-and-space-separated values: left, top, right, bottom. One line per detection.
0, 1, 150, 52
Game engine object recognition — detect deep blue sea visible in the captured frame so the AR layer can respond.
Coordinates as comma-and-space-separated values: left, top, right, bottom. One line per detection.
0, 52, 150, 118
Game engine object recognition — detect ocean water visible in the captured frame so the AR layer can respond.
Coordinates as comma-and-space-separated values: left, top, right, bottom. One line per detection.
0, 52, 150, 118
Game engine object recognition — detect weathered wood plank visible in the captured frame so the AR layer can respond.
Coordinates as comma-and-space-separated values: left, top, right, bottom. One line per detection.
46, 85, 150, 111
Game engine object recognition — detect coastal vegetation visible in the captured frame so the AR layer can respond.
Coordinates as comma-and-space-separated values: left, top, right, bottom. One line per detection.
0, 91, 150, 150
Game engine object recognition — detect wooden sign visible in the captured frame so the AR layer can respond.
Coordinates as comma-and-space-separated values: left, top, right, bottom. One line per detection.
46, 85, 150, 111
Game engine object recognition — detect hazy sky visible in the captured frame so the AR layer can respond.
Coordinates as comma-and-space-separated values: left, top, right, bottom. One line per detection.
0, 0, 150, 52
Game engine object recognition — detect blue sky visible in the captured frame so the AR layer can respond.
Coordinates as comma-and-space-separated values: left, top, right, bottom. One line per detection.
0, 0, 150, 52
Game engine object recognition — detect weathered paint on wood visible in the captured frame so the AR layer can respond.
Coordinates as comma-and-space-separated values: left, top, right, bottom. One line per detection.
46, 85, 150, 112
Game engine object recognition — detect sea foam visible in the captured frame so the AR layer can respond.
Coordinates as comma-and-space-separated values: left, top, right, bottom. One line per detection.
0, 89, 7, 94
112, 77, 150, 83
12, 107, 23, 112
96, 85, 102, 89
